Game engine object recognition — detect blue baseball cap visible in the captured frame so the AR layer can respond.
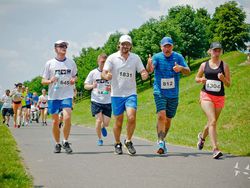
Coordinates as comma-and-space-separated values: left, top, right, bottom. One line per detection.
160, 37, 173, 46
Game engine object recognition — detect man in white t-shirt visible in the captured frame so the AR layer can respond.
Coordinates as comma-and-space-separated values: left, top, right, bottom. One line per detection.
1, 89, 13, 126
42, 40, 77, 154
84, 53, 111, 146
102, 34, 148, 155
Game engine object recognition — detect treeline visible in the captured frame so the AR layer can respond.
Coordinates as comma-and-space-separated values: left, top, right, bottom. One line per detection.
24, 1, 249, 95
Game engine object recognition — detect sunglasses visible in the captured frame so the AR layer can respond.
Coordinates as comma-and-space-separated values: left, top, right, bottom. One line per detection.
56, 45, 68, 49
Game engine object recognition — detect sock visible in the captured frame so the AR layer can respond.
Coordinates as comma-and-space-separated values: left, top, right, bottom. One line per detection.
63, 140, 68, 143
126, 140, 131, 143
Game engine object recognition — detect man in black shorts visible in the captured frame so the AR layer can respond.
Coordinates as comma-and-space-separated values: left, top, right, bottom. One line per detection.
84, 53, 111, 146
1, 89, 13, 126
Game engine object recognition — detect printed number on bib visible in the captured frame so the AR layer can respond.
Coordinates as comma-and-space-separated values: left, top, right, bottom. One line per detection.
96, 79, 110, 95
205, 80, 221, 92
119, 70, 133, 80
59, 75, 71, 88
161, 78, 175, 89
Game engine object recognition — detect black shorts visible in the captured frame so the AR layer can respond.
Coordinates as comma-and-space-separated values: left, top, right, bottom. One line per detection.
26, 104, 31, 109
91, 101, 112, 118
2, 108, 14, 116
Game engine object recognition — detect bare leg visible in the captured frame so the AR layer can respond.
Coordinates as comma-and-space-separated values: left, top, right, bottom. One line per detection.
95, 112, 103, 139
113, 114, 123, 143
157, 110, 167, 141
62, 108, 72, 141
52, 114, 60, 143
126, 108, 136, 141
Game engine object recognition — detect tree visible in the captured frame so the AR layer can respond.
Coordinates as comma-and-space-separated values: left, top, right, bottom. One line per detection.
211, 1, 250, 51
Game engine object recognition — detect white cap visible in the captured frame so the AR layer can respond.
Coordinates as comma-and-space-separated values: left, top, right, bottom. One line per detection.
54, 40, 69, 46
119, 35, 132, 44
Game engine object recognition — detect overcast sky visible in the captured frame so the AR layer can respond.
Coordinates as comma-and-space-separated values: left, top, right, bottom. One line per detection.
0, 0, 249, 95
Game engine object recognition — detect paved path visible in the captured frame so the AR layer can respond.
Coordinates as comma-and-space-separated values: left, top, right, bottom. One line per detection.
10, 123, 250, 188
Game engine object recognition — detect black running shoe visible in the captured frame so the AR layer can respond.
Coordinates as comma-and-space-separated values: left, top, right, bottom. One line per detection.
62, 142, 73, 154
114, 143, 123, 155
124, 140, 136, 155
54, 144, 62, 153
213, 149, 223, 159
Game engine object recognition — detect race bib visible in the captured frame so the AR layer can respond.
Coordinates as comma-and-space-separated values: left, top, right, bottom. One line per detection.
119, 70, 133, 80
96, 79, 110, 95
58, 75, 71, 88
205, 80, 221, 92
161, 78, 175, 89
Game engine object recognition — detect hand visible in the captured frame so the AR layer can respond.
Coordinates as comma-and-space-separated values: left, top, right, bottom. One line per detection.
106, 72, 112, 80
218, 73, 225, 82
92, 81, 97, 89
70, 78, 76, 85
173, 62, 183, 73
106, 85, 111, 92
200, 77, 207, 84
141, 70, 148, 80
146, 54, 153, 72
50, 76, 58, 83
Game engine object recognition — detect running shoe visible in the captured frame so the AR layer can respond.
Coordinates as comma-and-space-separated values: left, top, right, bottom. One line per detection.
101, 127, 107, 137
6, 123, 9, 127
54, 144, 62, 153
25, 122, 28, 126
124, 140, 136, 155
114, 143, 123, 155
97, 139, 103, 146
17, 124, 21, 128
3, 120, 5, 124
213, 149, 223, 159
197, 132, 205, 150
14, 124, 17, 128
62, 142, 73, 154
44, 121, 47, 126
22, 121, 25, 126
157, 140, 167, 155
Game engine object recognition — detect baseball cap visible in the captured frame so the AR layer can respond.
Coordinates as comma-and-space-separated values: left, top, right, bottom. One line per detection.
210, 42, 222, 50
160, 37, 173, 46
119, 35, 132, 44
54, 40, 69, 47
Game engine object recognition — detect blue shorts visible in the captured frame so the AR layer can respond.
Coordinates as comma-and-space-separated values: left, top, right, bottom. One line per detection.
154, 94, 178, 118
111, 95, 137, 116
48, 98, 72, 115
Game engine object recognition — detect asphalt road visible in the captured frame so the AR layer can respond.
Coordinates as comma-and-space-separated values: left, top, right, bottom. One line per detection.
10, 123, 250, 188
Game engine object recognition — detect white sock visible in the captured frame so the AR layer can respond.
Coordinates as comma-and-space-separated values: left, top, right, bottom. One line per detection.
63, 140, 68, 143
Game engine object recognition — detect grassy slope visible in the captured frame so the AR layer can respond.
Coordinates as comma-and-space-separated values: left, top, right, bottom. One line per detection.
0, 121, 33, 187
72, 51, 250, 156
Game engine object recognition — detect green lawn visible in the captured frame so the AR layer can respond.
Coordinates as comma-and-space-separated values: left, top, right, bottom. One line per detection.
72, 51, 250, 156
0, 120, 33, 188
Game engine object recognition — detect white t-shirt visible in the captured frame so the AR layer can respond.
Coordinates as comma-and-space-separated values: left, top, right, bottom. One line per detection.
103, 51, 145, 97
85, 68, 111, 104
42, 58, 77, 100
1, 95, 12, 109
38, 95, 48, 108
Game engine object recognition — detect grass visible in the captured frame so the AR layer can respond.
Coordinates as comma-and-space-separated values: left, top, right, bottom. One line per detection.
0, 118, 33, 188
72, 51, 250, 156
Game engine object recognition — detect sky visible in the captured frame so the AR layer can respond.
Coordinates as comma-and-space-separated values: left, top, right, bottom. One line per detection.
0, 0, 249, 95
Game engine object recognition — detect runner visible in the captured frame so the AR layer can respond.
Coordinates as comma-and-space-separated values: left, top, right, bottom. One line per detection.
102, 34, 148, 155
21, 86, 28, 126
42, 40, 77, 154
146, 36, 190, 155
38, 89, 48, 126
32, 92, 39, 105
10, 83, 23, 128
84, 53, 111, 146
25, 87, 32, 124
1, 89, 13, 127
195, 42, 231, 159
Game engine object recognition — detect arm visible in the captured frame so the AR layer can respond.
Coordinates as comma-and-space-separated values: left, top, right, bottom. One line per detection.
218, 63, 231, 87
195, 63, 207, 84
84, 82, 97, 90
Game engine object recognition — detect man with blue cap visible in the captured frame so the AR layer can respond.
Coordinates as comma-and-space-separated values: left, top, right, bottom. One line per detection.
146, 36, 190, 155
